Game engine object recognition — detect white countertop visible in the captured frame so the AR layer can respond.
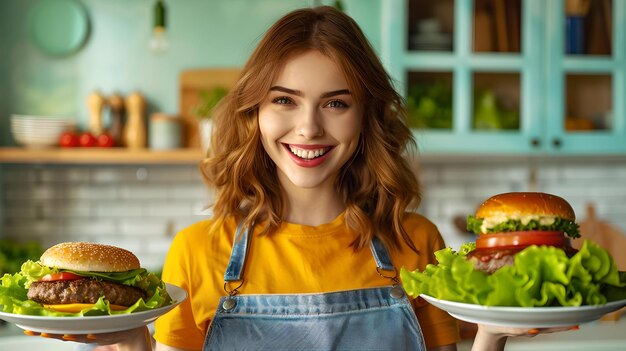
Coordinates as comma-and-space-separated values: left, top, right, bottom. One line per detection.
0, 322, 78, 350
1, 318, 625, 350
458, 318, 626, 351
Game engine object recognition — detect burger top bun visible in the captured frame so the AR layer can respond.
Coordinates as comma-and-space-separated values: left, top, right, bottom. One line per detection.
40, 242, 140, 272
475, 192, 575, 221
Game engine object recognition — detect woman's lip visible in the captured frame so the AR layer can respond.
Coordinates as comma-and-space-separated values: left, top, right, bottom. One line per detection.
282, 143, 333, 168
286, 143, 331, 149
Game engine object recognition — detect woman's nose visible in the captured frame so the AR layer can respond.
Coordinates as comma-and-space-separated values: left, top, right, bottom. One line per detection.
295, 108, 324, 139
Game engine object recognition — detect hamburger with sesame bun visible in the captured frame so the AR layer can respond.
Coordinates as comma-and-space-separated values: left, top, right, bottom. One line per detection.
465, 192, 581, 274
0, 242, 171, 316
400, 192, 626, 307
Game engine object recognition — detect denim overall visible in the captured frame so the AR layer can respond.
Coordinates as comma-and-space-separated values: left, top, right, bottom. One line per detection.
203, 223, 426, 351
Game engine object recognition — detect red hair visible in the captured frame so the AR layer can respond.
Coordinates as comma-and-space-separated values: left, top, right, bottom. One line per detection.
201, 6, 420, 251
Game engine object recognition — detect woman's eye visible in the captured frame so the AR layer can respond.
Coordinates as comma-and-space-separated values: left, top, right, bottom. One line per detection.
326, 99, 348, 109
272, 96, 293, 105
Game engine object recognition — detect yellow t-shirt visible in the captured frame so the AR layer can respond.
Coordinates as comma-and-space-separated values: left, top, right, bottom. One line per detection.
154, 212, 460, 350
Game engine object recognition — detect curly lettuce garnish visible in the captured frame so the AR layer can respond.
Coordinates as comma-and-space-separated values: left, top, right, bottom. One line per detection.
400, 240, 625, 307
0, 260, 171, 316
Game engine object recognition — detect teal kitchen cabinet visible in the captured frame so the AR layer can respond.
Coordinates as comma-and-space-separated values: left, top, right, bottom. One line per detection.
381, 0, 626, 155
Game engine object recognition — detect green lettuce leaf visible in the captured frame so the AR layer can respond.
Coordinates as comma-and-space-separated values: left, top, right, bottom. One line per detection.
604, 272, 626, 302
466, 215, 580, 238
0, 261, 172, 316
19, 260, 58, 288
466, 216, 483, 236
400, 239, 625, 307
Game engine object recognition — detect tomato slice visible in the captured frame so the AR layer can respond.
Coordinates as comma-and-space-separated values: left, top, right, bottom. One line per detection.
39, 272, 85, 282
476, 231, 569, 250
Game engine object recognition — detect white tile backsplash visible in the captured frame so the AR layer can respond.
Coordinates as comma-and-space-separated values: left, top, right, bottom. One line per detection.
91, 167, 148, 183
144, 201, 198, 217
64, 219, 118, 236
42, 202, 92, 217
168, 185, 213, 200
2, 160, 626, 271
4, 219, 65, 237
93, 201, 144, 217
118, 185, 170, 200
66, 185, 119, 200
118, 218, 171, 236
40, 168, 91, 183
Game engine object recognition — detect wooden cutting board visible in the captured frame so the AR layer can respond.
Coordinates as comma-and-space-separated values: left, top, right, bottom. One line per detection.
573, 203, 626, 321
573, 203, 626, 270
179, 68, 241, 148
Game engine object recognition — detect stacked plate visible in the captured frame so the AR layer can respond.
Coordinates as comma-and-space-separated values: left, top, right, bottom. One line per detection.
11, 114, 76, 148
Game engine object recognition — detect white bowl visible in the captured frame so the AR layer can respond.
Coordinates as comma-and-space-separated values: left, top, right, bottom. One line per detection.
12, 134, 61, 148
10, 114, 76, 148
11, 114, 73, 122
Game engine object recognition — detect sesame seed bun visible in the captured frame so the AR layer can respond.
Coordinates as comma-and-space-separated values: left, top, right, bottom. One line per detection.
475, 192, 575, 221
40, 242, 140, 272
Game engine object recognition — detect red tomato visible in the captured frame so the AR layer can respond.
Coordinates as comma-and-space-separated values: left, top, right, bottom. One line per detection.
476, 231, 569, 249
39, 272, 84, 282
97, 133, 115, 147
58, 131, 79, 147
79, 132, 98, 147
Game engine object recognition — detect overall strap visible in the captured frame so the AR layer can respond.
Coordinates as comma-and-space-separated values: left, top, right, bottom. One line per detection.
370, 236, 404, 298
224, 221, 252, 282
369, 236, 395, 271
224, 222, 396, 280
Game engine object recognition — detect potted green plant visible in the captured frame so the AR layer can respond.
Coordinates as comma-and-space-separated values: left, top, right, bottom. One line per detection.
194, 86, 228, 151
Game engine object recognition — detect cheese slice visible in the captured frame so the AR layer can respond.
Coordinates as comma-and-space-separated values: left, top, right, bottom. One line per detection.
43, 303, 128, 313
480, 215, 557, 233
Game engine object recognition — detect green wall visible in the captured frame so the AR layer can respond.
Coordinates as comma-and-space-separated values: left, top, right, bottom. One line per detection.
0, 0, 381, 146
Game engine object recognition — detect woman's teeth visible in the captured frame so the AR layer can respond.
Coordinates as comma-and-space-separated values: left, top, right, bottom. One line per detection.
289, 146, 328, 159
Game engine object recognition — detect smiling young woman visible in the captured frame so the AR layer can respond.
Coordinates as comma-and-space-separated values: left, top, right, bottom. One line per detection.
25, 6, 575, 351
160, 5, 458, 350
257, 50, 362, 219
201, 9, 420, 253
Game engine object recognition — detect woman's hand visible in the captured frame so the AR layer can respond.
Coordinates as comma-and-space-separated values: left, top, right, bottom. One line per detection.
24, 326, 153, 351
471, 324, 579, 351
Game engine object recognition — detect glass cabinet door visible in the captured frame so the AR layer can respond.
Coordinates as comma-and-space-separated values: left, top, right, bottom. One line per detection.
396, 0, 538, 154
472, 0, 522, 54
407, 0, 454, 52
406, 71, 454, 130
472, 72, 521, 131
564, 0, 612, 56
564, 74, 612, 133
383, 0, 626, 155
545, 0, 626, 154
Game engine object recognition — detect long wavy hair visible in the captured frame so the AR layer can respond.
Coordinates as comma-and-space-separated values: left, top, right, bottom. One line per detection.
201, 6, 420, 252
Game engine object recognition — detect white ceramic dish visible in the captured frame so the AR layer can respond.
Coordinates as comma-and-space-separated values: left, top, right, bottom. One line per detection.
0, 284, 186, 334
10, 115, 73, 123
11, 133, 63, 148
421, 294, 626, 328
10, 115, 75, 148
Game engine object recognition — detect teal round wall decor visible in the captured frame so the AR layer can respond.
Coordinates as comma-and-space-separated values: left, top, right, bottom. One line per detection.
28, 0, 90, 57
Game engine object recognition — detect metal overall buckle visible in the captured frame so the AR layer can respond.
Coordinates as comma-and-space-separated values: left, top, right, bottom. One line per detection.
376, 266, 405, 299
222, 280, 243, 310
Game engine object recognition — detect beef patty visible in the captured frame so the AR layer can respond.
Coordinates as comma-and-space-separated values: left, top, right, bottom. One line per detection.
28, 279, 146, 306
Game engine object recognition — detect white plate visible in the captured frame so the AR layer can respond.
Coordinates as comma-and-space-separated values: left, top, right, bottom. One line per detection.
421, 294, 626, 328
0, 284, 186, 334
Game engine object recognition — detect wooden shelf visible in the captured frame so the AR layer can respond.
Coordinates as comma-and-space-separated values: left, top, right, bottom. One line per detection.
0, 147, 205, 165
